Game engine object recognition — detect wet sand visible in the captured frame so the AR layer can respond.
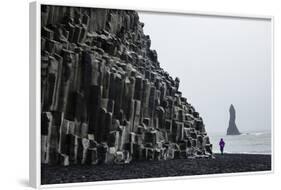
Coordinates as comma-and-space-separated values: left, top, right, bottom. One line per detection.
41, 153, 271, 185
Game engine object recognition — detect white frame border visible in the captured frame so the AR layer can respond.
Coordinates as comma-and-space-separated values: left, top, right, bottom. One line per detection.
29, 0, 274, 188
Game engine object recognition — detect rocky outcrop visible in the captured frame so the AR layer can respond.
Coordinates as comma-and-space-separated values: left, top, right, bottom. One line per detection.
227, 104, 241, 135
41, 5, 213, 166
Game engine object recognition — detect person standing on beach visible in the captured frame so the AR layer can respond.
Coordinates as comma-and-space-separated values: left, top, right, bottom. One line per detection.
219, 138, 225, 155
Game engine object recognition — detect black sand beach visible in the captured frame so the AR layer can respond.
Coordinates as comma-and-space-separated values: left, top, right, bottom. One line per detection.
41, 154, 271, 185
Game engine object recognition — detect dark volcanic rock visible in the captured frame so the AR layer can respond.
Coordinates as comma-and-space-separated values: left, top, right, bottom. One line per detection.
41, 5, 213, 166
41, 154, 271, 184
227, 104, 241, 135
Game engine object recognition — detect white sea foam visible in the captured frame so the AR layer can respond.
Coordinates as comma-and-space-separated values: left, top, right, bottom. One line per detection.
209, 131, 271, 154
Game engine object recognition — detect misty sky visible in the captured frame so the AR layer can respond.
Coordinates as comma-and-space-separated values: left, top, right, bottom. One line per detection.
138, 11, 272, 134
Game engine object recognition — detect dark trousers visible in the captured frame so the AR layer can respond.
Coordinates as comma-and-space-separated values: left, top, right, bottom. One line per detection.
220, 147, 224, 155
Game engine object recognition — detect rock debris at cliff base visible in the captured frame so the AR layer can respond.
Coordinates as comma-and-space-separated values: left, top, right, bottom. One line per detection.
41, 5, 213, 166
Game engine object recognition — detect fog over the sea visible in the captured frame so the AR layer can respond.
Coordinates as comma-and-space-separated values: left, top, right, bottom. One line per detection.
138, 12, 272, 134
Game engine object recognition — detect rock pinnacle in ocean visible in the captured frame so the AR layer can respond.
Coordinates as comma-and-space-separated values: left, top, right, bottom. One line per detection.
227, 104, 241, 135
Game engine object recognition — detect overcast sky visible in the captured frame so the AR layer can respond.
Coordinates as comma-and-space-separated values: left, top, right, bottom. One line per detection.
138, 11, 272, 134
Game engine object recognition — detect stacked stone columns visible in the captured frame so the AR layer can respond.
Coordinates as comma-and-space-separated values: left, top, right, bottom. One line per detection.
41, 5, 213, 166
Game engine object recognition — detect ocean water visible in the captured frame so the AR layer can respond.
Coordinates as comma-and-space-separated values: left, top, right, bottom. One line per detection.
209, 131, 271, 155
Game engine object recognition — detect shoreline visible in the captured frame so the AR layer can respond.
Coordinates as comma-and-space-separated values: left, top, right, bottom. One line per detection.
41, 153, 271, 185
213, 152, 272, 155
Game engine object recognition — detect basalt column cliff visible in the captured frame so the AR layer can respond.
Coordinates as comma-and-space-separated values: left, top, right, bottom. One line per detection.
41, 5, 213, 166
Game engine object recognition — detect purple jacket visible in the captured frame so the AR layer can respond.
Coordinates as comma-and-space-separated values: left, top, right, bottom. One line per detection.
219, 140, 225, 148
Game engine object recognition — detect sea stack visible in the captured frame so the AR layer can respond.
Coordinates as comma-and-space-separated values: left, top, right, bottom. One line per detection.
227, 104, 241, 135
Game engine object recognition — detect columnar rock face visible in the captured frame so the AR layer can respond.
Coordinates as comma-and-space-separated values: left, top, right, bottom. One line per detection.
227, 104, 241, 135
41, 5, 213, 166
